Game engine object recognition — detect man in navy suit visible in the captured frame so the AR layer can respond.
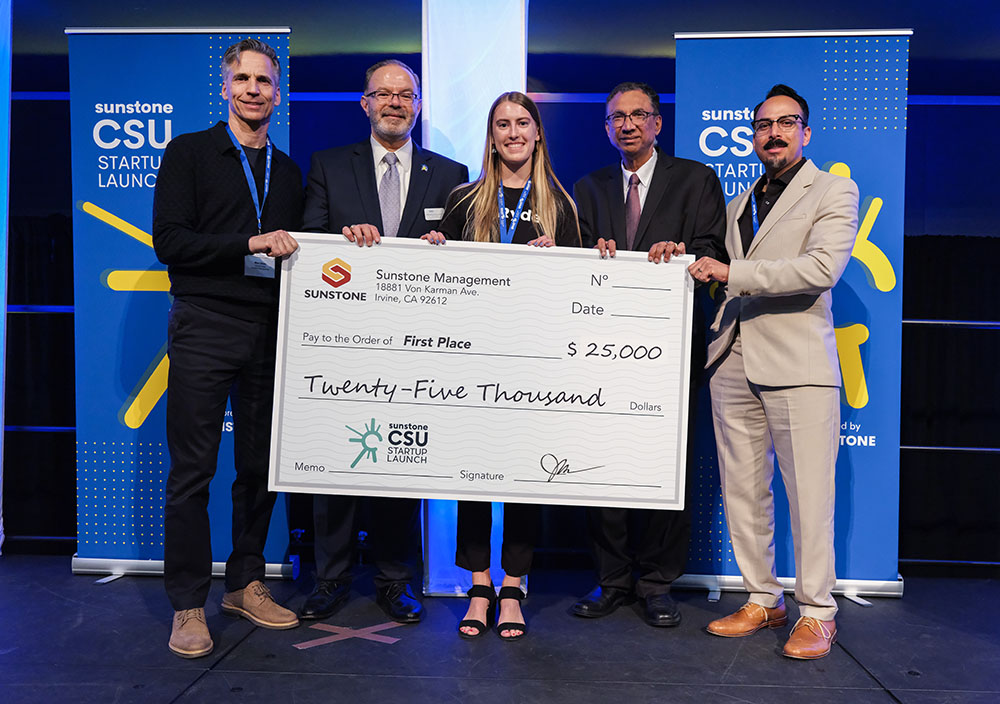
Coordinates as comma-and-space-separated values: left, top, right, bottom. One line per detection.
571, 81, 726, 628
300, 59, 468, 624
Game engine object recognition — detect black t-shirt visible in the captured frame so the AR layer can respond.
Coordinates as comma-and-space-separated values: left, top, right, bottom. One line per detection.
438, 183, 580, 246
242, 145, 267, 202
738, 157, 807, 256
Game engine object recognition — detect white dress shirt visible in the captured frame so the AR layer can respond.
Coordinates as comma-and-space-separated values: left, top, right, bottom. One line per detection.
620, 149, 658, 212
371, 136, 413, 209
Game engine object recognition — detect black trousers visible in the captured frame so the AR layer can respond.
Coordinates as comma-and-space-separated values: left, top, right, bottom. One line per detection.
312, 494, 421, 590
163, 300, 278, 611
455, 501, 539, 578
585, 374, 699, 598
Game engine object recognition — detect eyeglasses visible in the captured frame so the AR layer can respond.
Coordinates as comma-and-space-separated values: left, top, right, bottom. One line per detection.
364, 90, 420, 104
605, 110, 657, 127
750, 114, 805, 134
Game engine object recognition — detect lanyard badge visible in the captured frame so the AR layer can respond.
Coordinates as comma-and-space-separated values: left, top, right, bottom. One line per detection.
227, 126, 275, 278
497, 178, 532, 244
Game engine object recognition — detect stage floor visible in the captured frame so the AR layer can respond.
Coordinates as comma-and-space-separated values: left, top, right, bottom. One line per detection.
0, 555, 996, 703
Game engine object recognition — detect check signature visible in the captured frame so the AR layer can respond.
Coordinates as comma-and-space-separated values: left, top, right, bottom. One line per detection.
539, 453, 606, 483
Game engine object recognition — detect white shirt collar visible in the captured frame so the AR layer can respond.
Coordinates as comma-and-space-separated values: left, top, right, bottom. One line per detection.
371, 135, 413, 174
621, 148, 658, 188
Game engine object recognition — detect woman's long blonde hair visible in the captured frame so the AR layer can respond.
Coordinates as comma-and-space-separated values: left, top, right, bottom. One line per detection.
452, 92, 580, 245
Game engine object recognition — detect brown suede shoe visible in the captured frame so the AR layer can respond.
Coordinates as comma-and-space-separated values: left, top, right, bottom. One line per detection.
221, 580, 299, 629
706, 601, 788, 637
783, 617, 837, 659
168, 608, 213, 659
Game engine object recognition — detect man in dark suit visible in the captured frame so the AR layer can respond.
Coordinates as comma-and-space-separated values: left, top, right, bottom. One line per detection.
300, 59, 468, 624
571, 81, 726, 627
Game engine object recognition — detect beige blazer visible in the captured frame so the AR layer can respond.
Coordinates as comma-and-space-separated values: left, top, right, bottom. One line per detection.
705, 159, 859, 387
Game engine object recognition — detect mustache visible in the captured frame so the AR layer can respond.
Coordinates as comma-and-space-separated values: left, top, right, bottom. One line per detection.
763, 138, 788, 150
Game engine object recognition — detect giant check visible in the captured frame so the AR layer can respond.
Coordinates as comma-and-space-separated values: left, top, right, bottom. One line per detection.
269, 236, 693, 510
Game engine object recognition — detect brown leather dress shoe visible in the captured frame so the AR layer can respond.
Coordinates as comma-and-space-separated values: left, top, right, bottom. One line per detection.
706, 601, 788, 637
783, 617, 837, 659
221, 580, 299, 629
169, 608, 213, 659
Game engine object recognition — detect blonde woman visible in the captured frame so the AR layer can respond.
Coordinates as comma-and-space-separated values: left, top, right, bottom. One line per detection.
424, 92, 581, 640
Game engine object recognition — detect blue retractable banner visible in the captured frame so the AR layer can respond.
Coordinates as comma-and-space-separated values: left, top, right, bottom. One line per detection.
68, 29, 291, 571
675, 30, 909, 593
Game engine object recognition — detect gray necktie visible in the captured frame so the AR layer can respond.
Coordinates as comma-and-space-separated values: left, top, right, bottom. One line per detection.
379, 152, 401, 238
625, 173, 640, 251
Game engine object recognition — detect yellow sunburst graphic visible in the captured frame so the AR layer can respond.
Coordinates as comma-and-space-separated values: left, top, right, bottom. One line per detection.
81, 200, 170, 429
824, 161, 901, 409
826, 162, 896, 293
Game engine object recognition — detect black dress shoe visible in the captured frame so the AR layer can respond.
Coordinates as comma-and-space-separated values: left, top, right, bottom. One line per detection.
644, 592, 681, 627
299, 579, 351, 620
571, 585, 630, 618
376, 583, 424, 624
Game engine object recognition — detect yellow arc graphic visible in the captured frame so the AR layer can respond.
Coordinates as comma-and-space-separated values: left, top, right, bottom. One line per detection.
82, 201, 154, 248
82, 200, 170, 429
853, 197, 896, 292
123, 353, 170, 430
827, 163, 896, 293
106, 270, 171, 292
835, 323, 870, 409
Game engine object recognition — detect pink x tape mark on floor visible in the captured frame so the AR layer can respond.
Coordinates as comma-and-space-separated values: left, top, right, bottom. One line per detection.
293, 621, 406, 650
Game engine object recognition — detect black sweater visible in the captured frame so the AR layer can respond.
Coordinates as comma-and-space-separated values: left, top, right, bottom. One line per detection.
152, 121, 303, 322
438, 183, 580, 247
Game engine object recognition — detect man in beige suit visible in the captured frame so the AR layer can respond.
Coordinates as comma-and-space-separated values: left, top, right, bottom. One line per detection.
687, 84, 858, 660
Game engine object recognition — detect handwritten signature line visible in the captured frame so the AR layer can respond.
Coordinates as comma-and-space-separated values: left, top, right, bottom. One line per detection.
301, 344, 559, 361
294, 397, 665, 417
539, 454, 606, 482
515, 479, 663, 488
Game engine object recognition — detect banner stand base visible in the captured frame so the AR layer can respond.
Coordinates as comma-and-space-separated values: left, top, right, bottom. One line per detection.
426, 573, 900, 599
71, 556, 294, 580
672, 573, 904, 599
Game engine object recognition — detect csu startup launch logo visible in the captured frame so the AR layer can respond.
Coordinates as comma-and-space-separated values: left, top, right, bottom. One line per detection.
322, 258, 351, 288
305, 258, 366, 301
346, 418, 430, 467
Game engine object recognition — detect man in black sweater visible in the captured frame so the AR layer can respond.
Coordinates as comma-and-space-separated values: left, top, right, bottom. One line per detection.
153, 38, 303, 659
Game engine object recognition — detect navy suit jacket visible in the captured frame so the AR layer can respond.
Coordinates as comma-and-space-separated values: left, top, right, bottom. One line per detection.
573, 147, 727, 260
303, 139, 469, 237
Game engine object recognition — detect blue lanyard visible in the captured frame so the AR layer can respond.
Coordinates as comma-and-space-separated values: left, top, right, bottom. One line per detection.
226, 125, 271, 233
498, 178, 532, 244
750, 189, 760, 236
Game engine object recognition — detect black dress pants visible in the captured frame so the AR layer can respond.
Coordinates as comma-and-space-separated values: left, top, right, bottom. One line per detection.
163, 299, 278, 611
586, 372, 699, 598
455, 501, 539, 578
586, 504, 692, 598
312, 494, 421, 590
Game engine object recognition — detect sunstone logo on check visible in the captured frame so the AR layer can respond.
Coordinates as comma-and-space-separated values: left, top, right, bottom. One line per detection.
322, 258, 351, 287
304, 258, 367, 301
347, 417, 429, 468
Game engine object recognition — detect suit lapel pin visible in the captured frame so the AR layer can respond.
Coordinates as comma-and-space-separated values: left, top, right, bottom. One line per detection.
421, 164, 428, 172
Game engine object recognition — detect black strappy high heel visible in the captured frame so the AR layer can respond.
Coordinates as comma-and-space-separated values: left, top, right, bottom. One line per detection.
496, 586, 527, 641
458, 584, 496, 639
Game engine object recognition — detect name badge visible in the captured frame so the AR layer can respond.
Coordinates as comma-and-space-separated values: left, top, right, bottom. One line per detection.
424, 207, 445, 221
245, 253, 276, 279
